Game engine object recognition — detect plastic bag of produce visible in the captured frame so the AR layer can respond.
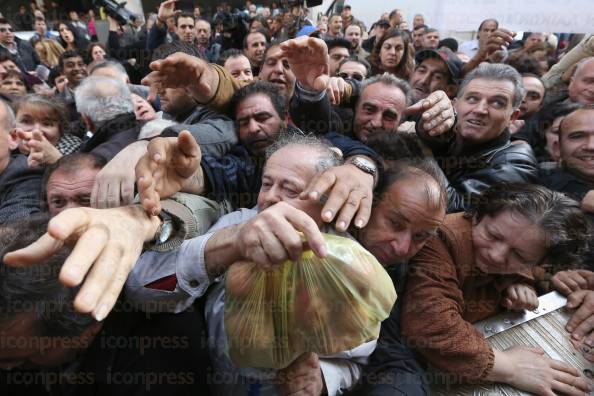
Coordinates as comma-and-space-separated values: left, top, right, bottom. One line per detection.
224, 233, 397, 369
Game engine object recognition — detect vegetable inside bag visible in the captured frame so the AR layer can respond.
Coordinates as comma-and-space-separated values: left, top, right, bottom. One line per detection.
224, 233, 397, 369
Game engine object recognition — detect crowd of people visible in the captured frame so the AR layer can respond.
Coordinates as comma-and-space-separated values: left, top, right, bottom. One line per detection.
1, 1, 594, 395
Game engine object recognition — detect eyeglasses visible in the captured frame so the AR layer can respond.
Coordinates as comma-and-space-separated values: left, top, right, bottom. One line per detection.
0, 27, 13, 33
338, 72, 364, 81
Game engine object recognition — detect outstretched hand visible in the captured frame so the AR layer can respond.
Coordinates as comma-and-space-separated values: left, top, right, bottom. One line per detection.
142, 52, 219, 103
280, 36, 330, 92
136, 131, 202, 215
405, 90, 456, 136
3, 206, 161, 321
157, 0, 181, 23
19, 130, 62, 167
300, 162, 374, 232
479, 28, 516, 58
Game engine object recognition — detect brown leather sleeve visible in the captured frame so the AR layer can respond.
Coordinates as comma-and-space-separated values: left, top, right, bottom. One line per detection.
401, 235, 495, 382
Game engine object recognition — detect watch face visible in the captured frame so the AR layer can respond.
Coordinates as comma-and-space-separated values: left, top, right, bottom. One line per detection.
158, 222, 174, 244
357, 158, 374, 168
354, 157, 377, 172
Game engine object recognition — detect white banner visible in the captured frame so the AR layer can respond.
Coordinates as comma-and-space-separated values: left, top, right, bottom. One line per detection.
330, 0, 594, 34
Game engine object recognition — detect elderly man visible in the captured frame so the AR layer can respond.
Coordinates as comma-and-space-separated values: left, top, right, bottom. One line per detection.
568, 57, 594, 105
420, 63, 538, 211
132, 134, 382, 396
75, 76, 140, 162
89, 42, 236, 209
0, 100, 44, 223
89, 59, 150, 98
4, 133, 432, 396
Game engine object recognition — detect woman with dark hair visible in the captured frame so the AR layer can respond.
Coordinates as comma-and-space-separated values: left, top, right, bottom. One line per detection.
367, 28, 414, 80
0, 70, 28, 97
86, 41, 109, 63
57, 21, 89, 52
249, 15, 270, 34
401, 183, 593, 395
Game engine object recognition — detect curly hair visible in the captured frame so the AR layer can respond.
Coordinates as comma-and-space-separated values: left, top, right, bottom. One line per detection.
470, 183, 591, 267
229, 80, 287, 120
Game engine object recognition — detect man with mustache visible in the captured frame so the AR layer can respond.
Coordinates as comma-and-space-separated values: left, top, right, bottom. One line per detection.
409, 48, 462, 103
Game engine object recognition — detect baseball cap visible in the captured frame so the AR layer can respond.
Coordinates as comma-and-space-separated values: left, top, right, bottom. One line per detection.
415, 48, 463, 81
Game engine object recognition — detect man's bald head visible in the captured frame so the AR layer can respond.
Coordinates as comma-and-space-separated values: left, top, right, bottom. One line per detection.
569, 57, 594, 104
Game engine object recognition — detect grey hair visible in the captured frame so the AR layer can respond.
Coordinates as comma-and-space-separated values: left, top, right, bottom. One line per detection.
361, 72, 413, 106
88, 60, 129, 83
75, 76, 133, 124
0, 99, 15, 132
458, 63, 526, 109
572, 57, 594, 81
265, 132, 344, 173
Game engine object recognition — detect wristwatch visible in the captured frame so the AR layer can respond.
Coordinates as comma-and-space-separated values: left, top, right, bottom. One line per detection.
154, 211, 174, 245
350, 156, 378, 181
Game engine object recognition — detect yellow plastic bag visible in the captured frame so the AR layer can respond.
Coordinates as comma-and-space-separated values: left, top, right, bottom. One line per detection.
224, 233, 397, 369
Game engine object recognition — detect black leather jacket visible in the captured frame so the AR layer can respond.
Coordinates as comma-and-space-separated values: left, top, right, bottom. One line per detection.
421, 129, 538, 212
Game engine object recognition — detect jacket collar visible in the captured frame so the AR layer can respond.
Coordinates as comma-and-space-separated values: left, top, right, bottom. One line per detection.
95, 112, 137, 133
454, 128, 511, 157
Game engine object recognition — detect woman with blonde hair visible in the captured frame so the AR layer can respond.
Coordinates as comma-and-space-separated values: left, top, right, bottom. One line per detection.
34, 39, 65, 69
11, 94, 82, 167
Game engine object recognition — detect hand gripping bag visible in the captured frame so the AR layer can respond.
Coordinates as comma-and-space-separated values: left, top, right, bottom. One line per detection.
224, 233, 397, 369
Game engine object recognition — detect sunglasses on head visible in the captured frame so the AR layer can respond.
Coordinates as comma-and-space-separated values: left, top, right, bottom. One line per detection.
0, 27, 13, 33
338, 72, 364, 81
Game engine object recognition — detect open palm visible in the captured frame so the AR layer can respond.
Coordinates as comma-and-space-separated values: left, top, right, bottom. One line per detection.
281, 37, 330, 92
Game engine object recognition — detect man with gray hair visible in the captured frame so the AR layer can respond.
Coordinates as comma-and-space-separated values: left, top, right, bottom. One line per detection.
568, 57, 594, 105
3, 133, 383, 395
302, 70, 455, 144
89, 59, 150, 98
126, 132, 380, 396
75, 75, 140, 162
418, 63, 538, 211
0, 99, 44, 222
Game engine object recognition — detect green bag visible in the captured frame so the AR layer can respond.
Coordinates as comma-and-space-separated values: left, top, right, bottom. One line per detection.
224, 233, 397, 369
